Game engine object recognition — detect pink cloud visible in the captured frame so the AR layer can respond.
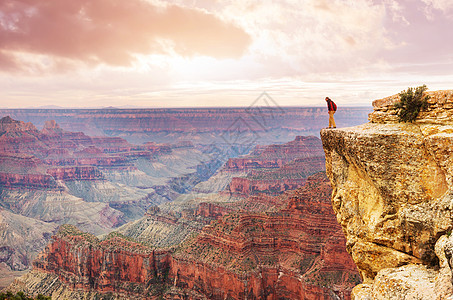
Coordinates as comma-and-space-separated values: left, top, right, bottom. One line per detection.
0, 0, 251, 71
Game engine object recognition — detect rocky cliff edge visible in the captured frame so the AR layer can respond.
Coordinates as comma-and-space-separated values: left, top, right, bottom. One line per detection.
321, 90, 453, 299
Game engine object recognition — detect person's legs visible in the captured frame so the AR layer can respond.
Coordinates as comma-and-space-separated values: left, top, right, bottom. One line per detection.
329, 111, 336, 128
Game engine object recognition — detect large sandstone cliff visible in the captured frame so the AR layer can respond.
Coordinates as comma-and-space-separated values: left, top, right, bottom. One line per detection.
321, 90, 453, 299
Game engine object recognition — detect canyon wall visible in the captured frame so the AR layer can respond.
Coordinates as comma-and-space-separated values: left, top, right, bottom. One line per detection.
224, 136, 325, 172
0, 173, 62, 190
219, 136, 326, 197
321, 90, 453, 299
7, 173, 360, 299
33, 225, 171, 297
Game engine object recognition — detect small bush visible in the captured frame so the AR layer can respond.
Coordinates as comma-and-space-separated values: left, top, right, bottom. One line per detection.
394, 85, 430, 122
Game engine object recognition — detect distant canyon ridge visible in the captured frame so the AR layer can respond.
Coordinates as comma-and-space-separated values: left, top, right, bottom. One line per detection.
0, 107, 370, 145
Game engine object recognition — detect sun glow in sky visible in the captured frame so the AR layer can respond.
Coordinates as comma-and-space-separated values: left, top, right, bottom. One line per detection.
1, 0, 453, 108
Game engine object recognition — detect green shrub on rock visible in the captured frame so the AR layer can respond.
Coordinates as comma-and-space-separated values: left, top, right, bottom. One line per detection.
394, 85, 430, 122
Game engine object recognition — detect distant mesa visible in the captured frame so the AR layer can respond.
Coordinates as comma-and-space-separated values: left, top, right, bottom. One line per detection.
0, 116, 38, 135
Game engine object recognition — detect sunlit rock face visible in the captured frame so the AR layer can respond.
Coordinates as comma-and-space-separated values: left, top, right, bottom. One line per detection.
321, 90, 453, 299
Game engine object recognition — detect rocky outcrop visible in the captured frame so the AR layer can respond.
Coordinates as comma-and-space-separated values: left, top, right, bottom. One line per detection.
259, 135, 326, 158
369, 89, 453, 124
224, 136, 324, 172
0, 172, 62, 190
0, 116, 38, 135
228, 176, 306, 195
195, 202, 233, 220
321, 89, 453, 299
10, 225, 172, 298
41, 120, 63, 135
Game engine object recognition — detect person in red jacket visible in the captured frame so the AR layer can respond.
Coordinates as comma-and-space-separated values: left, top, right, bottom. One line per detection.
325, 97, 337, 128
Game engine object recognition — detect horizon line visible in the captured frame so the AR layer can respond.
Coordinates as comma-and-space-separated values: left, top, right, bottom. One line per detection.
0, 105, 373, 110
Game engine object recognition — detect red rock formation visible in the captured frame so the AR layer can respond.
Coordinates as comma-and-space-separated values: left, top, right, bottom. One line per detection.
1, 115, 362, 298
73, 146, 104, 156
0, 172, 62, 190
0, 153, 43, 174
41, 120, 63, 135
228, 177, 306, 195
0, 117, 176, 177
224, 157, 284, 171
247, 156, 326, 179
33, 225, 171, 297
225, 193, 287, 213
0, 117, 44, 154
224, 155, 325, 196
195, 202, 233, 219
0, 116, 38, 135
224, 136, 324, 172
90, 137, 132, 152
171, 172, 360, 299
259, 135, 325, 159
227, 177, 305, 195
170, 259, 349, 299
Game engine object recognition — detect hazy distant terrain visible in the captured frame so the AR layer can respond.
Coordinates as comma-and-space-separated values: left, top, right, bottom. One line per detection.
0, 107, 370, 144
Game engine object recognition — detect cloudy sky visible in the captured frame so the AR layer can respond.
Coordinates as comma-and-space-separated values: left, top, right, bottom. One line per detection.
1, 0, 452, 108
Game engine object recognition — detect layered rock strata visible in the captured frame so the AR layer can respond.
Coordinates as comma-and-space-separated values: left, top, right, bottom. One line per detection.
224, 136, 324, 172
23, 225, 171, 298
171, 172, 360, 299
193, 136, 326, 195
7, 173, 360, 299
321, 89, 453, 299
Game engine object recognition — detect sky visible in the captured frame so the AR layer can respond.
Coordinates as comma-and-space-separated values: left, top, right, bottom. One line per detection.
0, 0, 452, 108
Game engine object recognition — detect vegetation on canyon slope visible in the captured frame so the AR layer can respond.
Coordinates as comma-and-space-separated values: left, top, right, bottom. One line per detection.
0, 291, 50, 300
